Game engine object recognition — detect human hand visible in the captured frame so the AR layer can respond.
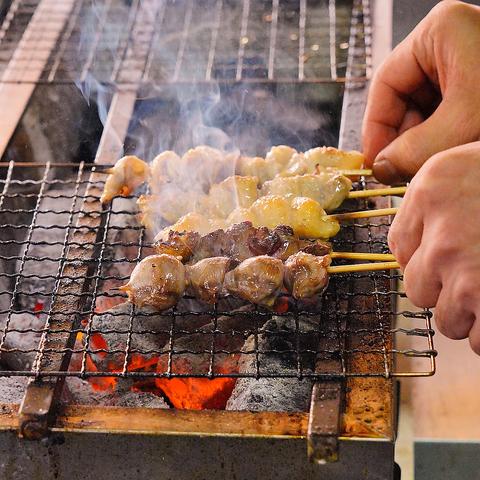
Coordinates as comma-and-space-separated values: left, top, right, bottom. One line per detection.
362, 1, 480, 184
388, 141, 480, 354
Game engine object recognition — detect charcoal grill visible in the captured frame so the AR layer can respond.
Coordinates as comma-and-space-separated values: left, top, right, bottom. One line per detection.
0, 1, 436, 479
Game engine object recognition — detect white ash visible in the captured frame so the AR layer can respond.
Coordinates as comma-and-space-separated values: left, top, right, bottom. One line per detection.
226, 316, 317, 412
0, 312, 44, 372
62, 377, 169, 408
0, 376, 28, 404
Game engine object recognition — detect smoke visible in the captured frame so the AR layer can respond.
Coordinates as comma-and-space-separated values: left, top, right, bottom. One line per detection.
73, 0, 340, 234
74, 0, 336, 158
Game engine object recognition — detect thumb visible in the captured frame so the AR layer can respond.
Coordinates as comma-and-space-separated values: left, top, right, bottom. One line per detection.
373, 98, 479, 184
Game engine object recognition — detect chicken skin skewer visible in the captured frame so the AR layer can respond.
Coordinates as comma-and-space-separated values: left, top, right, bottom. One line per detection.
236, 145, 365, 183
101, 145, 365, 207
139, 169, 352, 227
260, 172, 352, 211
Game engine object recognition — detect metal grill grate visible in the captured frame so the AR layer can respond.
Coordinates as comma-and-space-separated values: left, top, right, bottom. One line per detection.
0, 0, 369, 85
0, 162, 436, 380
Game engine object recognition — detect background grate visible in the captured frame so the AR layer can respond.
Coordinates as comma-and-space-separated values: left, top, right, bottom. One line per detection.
0, 0, 369, 85
0, 162, 436, 380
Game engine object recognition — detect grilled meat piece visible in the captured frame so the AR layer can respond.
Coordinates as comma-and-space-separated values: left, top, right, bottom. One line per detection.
236, 145, 364, 183
186, 257, 233, 304
200, 175, 259, 219
154, 230, 200, 262
154, 212, 227, 242
281, 147, 364, 177
191, 221, 257, 264
224, 256, 284, 307
236, 146, 297, 184
150, 146, 236, 194
261, 172, 352, 211
284, 252, 331, 300
227, 194, 340, 239
101, 156, 149, 204
120, 254, 185, 311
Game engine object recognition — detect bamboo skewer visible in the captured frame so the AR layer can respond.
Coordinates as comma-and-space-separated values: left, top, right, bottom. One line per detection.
327, 261, 400, 274
327, 207, 398, 222
336, 168, 373, 176
330, 252, 395, 261
347, 186, 407, 199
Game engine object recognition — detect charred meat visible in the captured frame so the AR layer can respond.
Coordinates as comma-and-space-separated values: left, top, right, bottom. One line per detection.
154, 222, 331, 264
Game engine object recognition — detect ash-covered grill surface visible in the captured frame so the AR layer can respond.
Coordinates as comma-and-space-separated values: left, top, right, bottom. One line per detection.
0, 161, 436, 381
0, 0, 367, 85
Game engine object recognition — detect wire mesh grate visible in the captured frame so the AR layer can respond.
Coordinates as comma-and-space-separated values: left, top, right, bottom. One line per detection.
0, 0, 369, 85
0, 162, 436, 381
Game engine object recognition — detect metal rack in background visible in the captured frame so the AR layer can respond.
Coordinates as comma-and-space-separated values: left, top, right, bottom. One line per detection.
0, 0, 368, 85
0, 161, 436, 382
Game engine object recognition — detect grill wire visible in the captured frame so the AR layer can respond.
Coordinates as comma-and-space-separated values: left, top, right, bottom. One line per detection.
0, 0, 366, 85
0, 162, 436, 380
0, 0, 436, 382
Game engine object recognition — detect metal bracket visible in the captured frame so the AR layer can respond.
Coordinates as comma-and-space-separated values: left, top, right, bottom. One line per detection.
307, 381, 343, 463
18, 381, 57, 439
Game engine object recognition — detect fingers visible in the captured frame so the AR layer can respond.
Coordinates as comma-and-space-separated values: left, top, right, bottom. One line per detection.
388, 188, 424, 268
434, 284, 475, 341
362, 33, 430, 167
372, 96, 480, 184
397, 108, 424, 135
468, 318, 480, 355
402, 248, 441, 308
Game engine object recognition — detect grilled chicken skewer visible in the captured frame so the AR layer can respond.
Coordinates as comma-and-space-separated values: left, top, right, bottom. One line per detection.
236, 145, 365, 183
185, 257, 232, 304
140, 171, 404, 228
156, 201, 399, 242
121, 250, 398, 310
224, 256, 285, 307
119, 254, 186, 311
156, 194, 341, 240
154, 222, 331, 264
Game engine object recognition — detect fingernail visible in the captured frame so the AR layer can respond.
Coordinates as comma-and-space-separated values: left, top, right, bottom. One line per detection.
373, 158, 403, 185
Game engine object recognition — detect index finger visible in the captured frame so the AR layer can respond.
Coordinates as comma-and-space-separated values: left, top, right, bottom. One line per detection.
362, 33, 431, 166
